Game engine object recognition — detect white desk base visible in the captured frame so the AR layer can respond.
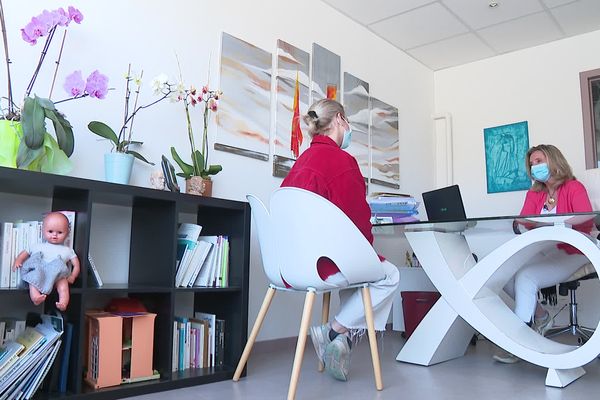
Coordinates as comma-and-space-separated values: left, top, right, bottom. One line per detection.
396, 226, 600, 388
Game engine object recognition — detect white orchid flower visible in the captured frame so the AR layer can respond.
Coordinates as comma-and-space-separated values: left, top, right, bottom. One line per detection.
151, 73, 169, 95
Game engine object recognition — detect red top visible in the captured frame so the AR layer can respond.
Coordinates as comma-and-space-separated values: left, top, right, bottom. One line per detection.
281, 135, 378, 279
520, 179, 593, 254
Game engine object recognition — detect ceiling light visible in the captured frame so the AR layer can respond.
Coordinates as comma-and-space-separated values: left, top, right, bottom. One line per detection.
489, 1, 499, 7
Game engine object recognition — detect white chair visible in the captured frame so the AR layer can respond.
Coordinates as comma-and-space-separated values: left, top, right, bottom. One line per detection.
545, 169, 600, 342
233, 187, 385, 400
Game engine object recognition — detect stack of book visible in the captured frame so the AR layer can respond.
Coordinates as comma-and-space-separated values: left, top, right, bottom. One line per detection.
172, 312, 225, 372
0, 314, 63, 399
175, 223, 230, 288
368, 193, 419, 224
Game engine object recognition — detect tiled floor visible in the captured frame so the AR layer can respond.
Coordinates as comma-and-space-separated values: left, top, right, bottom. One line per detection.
132, 331, 599, 400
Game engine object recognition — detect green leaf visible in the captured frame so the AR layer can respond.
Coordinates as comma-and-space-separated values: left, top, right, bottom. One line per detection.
205, 164, 222, 176
35, 96, 56, 111
192, 150, 205, 176
45, 109, 74, 157
16, 139, 43, 168
88, 121, 119, 146
21, 97, 46, 150
126, 150, 155, 165
170, 147, 194, 179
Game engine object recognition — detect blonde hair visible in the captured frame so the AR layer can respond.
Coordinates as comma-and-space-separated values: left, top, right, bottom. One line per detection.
525, 144, 574, 191
302, 99, 345, 138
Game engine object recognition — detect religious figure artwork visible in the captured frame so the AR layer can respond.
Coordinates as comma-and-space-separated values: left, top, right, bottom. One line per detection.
273, 40, 310, 178
483, 121, 531, 194
343, 73, 370, 179
215, 32, 271, 161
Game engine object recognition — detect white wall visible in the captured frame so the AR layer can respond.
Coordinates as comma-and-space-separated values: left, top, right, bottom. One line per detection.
1, 0, 435, 340
434, 30, 600, 217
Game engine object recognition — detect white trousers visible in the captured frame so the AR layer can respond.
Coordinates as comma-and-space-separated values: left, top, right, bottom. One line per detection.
327, 260, 400, 331
503, 247, 589, 322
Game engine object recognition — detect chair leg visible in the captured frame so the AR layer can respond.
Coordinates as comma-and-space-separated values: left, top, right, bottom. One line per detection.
318, 291, 331, 372
233, 287, 276, 381
361, 286, 383, 391
288, 290, 316, 400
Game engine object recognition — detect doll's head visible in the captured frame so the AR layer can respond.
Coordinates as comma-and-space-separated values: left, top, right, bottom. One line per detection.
43, 212, 70, 245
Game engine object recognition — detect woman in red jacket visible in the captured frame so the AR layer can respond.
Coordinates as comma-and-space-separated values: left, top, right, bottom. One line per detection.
281, 99, 400, 381
494, 144, 593, 363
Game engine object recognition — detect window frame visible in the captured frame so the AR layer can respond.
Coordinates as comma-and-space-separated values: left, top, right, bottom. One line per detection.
580, 68, 600, 169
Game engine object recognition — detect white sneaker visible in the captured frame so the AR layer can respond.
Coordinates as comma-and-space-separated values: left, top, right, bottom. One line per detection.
532, 311, 553, 336
310, 324, 331, 364
493, 348, 520, 364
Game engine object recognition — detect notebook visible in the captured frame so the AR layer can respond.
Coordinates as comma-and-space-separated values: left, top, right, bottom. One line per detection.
422, 185, 467, 222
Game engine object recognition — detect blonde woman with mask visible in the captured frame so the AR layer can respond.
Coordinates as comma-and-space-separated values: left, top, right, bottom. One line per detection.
281, 99, 400, 381
494, 144, 593, 363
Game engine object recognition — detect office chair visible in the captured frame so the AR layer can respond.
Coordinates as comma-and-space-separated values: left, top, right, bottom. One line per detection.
545, 264, 597, 343
233, 188, 385, 400
544, 168, 600, 344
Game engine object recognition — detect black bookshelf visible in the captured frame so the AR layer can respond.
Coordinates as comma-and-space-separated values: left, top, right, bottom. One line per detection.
0, 166, 250, 400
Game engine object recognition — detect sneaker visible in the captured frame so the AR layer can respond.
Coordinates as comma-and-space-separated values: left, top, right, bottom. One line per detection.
310, 324, 331, 364
532, 311, 553, 336
323, 334, 352, 381
493, 348, 520, 364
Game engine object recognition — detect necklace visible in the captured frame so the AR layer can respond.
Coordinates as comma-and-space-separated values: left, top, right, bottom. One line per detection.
547, 188, 557, 205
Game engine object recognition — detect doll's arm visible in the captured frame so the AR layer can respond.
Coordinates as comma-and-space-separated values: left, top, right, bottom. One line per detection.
67, 255, 80, 284
13, 251, 30, 270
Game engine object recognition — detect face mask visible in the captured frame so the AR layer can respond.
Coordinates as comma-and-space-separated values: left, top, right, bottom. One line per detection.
531, 163, 551, 182
340, 127, 352, 149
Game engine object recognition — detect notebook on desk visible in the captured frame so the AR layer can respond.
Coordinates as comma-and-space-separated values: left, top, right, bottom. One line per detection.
422, 185, 467, 222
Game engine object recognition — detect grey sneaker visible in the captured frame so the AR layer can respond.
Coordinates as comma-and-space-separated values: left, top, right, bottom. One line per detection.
310, 324, 331, 364
493, 348, 520, 364
323, 334, 351, 381
532, 311, 552, 336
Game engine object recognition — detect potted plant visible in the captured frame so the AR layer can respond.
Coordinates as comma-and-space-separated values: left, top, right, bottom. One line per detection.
158, 69, 222, 196
87, 65, 174, 184
0, 3, 108, 173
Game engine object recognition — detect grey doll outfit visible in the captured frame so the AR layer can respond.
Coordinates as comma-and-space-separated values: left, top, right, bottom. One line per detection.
21, 242, 75, 294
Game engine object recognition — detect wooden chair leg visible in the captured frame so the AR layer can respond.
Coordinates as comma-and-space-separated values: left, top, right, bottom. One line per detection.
318, 291, 331, 372
287, 290, 316, 400
361, 286, 383, 391
233, 286, 276, 381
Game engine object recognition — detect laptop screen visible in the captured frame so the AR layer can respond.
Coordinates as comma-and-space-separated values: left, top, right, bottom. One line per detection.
422, 185, 467, 222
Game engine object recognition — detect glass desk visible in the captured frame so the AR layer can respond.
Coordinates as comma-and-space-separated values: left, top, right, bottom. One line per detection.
377, 213, 600, 388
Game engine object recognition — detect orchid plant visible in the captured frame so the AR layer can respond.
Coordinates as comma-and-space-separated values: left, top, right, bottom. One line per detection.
156, 69, 222, 180
87, 65, 174, 165
0, 2, 108, 172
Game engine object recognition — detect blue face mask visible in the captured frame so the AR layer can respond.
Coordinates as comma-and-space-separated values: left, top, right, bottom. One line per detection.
531, 163, 551, 182
340, 127, 352, 149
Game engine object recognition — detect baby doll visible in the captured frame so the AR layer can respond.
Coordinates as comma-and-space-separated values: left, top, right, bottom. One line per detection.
13, 212, 80, 311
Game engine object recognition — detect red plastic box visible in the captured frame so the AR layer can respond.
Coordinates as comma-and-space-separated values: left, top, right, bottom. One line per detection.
401, 291, 441, 339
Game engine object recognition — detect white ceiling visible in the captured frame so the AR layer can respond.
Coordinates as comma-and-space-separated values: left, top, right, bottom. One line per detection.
321, 0, 600, 70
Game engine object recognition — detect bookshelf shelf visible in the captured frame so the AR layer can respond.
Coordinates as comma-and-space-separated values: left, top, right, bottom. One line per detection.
0, 166, 250, 400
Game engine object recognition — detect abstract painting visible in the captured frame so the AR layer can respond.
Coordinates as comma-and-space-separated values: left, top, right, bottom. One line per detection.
215, 32, 271, 161
343, 72, 370, 179
311, 43, 340, 102
484, 121, 531, 193
273, 40, 310, 178
370, 98, 400, 189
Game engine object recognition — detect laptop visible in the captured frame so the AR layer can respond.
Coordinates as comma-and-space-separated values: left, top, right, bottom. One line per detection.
422, 185, 467, 222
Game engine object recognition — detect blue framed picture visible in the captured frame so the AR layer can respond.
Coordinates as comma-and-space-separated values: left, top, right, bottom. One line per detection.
484, 121, 531, 194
